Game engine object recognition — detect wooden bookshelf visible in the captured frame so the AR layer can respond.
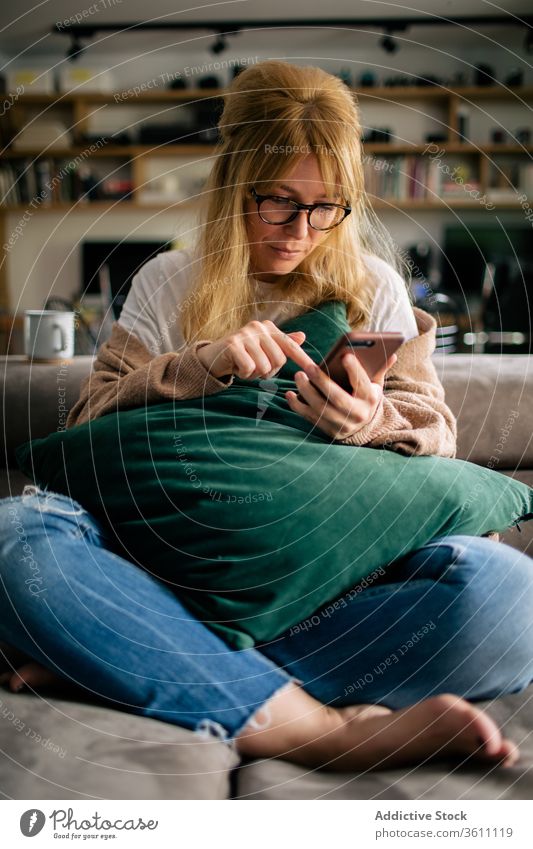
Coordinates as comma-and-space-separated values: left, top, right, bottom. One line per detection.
1, 84, 531, 213
9, 85, 533, 104
1, 83, 532, 311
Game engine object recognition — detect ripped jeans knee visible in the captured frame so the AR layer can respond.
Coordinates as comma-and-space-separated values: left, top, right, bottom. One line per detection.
194, 708, 274, 752
20, 484, 87, 517
194, 680, 297, 752
0, 484, 108, 550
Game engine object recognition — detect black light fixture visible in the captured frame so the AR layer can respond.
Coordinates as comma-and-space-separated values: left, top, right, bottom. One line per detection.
210, 32, 228, 55
53, 17, 533, 58
381, 29, 398, 54
66, 34, 85, 62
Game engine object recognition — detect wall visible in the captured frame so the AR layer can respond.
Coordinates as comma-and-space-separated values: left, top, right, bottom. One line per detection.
2, 33, 531, 312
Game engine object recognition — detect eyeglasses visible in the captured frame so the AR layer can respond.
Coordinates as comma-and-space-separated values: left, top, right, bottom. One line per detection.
250, 187, 351, 231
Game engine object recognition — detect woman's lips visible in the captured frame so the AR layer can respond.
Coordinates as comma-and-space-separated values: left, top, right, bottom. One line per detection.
270, 246, 302, 259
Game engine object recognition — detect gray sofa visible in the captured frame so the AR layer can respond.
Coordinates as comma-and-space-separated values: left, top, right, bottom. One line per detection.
0, 353, 532, 800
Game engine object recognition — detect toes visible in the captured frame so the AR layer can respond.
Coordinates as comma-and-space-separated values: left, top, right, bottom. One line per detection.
9, 671, 28, 692
7, 663, 59, 693
0, 670, 26, 692
473, 737, 519, 767
432, 696, 519, 766
495, 739, 520, 768
424, 694, 504, 754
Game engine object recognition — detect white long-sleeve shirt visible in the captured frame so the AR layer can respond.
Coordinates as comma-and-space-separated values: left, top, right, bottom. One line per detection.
118, 247, 419, 354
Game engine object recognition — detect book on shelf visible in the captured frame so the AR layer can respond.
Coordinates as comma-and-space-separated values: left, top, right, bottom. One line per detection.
0, 163, 20, 206
0, 158, 77, 206
363, 155, 481, 203
0, 160, 133, 206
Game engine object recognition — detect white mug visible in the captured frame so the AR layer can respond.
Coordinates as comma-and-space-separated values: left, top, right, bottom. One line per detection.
24, 310, 75, 361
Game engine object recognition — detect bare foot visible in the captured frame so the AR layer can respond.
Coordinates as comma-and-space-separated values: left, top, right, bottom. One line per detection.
236, 684, 518, 772
1, 661, 518, 772
0, 660, 73, 694
327, 695, 518, 771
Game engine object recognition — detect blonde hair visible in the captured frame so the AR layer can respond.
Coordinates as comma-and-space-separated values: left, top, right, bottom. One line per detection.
180, 59, 404, 344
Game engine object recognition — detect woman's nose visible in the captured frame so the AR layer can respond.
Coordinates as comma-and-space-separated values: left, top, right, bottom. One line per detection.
284, 209, 310, 238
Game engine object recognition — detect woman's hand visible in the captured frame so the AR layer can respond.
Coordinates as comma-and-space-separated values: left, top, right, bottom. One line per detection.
286, 351, 397, 441
196, 320, 316, 380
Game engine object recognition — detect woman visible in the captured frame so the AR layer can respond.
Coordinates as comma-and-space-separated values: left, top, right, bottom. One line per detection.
1, 60, 532, 772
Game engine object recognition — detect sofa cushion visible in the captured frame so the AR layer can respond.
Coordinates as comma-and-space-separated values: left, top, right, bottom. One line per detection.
0, 690, 237, 799
234, 687, 533, 800
0, 468, 32, 500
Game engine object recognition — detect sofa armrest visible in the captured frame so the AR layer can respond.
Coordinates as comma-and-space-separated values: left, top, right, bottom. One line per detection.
434, 353, 533, 468
0, 355, 94, 468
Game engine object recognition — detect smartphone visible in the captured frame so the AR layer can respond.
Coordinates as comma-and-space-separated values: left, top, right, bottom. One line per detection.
296, 331, 405, 402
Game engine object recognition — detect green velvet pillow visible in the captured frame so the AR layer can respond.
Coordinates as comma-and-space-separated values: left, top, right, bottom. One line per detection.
16, 300, 533, 649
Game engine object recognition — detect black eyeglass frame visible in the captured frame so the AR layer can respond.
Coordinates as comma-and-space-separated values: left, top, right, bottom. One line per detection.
250, 186, 352, 231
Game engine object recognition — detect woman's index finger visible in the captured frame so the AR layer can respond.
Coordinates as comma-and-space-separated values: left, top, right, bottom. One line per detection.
276, 330, 316, 370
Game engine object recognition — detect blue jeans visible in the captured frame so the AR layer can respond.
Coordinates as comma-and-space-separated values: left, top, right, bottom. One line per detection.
1, 486, 532, 746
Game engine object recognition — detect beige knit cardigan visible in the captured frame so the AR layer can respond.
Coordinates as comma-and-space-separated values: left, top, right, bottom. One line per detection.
66, 307, 457, 458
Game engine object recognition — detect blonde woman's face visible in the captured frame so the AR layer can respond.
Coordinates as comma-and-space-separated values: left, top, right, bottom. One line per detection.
244, 154, 340, 284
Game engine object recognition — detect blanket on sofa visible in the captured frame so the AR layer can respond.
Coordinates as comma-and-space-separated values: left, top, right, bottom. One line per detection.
16, 300, 533, 648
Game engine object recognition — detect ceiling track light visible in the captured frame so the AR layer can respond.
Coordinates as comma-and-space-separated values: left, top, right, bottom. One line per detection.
210, 32, 228, 55
53, 17, 533, 60
381, 30, 398, 54
66, 35, 85, 62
